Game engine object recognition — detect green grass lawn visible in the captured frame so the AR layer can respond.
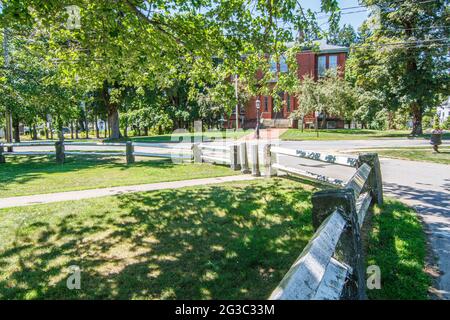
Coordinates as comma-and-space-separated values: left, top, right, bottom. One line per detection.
0, 178, 316, 299
366, 200, 430, 300
280, 129, 450, 141
111, 130, 253, 144
0, 176, 429, 299
357, 147, 450, 165
6, 130, 252, 144
0, 155, 238, 198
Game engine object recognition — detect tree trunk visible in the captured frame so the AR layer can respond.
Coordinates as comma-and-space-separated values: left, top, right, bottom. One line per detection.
123, 118, 128, 138
13, 119, 20, 143
45, 127, 49, 139
75, 124, 79, 139
108, 108, 121, 139
70, 122, 74, 139
144, 127, 148, 136
32, 124, 38, 140
50, 123, 54, 140
102, 81, 122, 140
94, 114, 100, 138
85, 118, 89, 139
411, 103, 423, 136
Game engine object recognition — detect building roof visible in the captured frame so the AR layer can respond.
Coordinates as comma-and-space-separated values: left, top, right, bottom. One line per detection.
286, 39, 349, 54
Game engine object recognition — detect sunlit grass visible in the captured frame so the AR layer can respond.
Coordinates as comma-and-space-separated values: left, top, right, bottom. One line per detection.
280, 129, 450, 141
366, 199, 430, 300
359, 147, 450, 165
0, 178, 315, 299
0, 155, 238, 198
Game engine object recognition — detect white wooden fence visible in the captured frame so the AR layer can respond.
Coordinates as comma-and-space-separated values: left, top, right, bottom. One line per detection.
264, 144, 383, 300
0, 141, 194, 164
193, 143, 241, 170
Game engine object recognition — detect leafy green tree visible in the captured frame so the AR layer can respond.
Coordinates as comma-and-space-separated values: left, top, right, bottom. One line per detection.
328, 24, 358, 47
351, 0, 449, 135
1, 0, 341, 138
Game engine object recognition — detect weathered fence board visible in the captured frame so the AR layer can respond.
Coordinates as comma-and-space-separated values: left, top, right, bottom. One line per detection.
269, 210, 347, 300
272, 163, 345, 186
271, 146, 358, 167
356, 192, 372, 228
268, 145, 382, 300
345, 163, 371, 199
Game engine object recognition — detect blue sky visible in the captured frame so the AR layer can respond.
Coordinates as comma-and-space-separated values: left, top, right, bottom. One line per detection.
302, 0, 369, 31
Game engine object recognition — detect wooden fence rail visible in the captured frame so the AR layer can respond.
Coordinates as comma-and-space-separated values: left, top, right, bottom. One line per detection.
193, 143, 241, 170
0, 141, 194, 164
266, 144, 383, 300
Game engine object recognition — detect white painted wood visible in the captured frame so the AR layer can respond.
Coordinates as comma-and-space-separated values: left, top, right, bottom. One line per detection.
345, 163, 371, 198
199, 144, 230, 152
201, 155, 231, 164
65, 152, 125, 156
269, 211, 347, 300
271, 146, 358, 167
133, 152, 192, 159
272, 163, 345, 186
132, 142, 192, 149
4, 152, 54, 156
66, 142, 126, 147
356, 192, 372, 228
313, 257, 350, 300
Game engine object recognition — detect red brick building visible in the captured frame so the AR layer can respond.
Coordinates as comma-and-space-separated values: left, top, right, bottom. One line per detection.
230, 40, 349, 129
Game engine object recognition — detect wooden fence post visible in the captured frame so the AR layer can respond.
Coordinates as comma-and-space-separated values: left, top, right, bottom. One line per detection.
239, 142, 250, 174
263, 144, 277, 177
0, 146, 5, 163
55, 141, 65, 164
229, 144, 241, 171
311, 189, 367, 300
251, 144, 260, 177
357, 153, 383, 205
192, 143, 202, 163
126, 141, 135, 164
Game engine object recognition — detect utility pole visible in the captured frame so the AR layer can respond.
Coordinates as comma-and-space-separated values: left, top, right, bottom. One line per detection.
3, 28, 13, 151
234, 74, 239, 130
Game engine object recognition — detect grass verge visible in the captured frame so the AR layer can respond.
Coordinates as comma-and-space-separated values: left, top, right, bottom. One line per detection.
0, 155, 238, 198
280, 129, 450, 141
356, 147, 450, 165
366, 199, 430, 300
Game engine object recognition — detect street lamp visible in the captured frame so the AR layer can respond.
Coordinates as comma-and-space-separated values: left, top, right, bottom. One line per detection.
256, 98, 261, 140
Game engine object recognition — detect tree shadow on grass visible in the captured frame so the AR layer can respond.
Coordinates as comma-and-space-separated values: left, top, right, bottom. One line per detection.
0, 179, 314, 299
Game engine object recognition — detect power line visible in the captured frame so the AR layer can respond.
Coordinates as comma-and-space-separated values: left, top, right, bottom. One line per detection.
315, 0, 443, 19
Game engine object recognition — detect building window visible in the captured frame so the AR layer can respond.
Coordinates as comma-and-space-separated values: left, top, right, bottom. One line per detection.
286, 95, 291, 112
264, 96, 269, 112
327, 121, 337, 129
329, 55, 338, 71
269, 57, 277, 74
280, 55, 288, 73
318, 55, 326, 77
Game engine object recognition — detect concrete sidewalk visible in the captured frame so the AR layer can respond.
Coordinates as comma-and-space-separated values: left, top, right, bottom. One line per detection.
0, 175, 258, 209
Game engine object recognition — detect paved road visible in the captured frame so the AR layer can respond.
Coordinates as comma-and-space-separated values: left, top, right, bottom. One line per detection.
278, 140, 450, 299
